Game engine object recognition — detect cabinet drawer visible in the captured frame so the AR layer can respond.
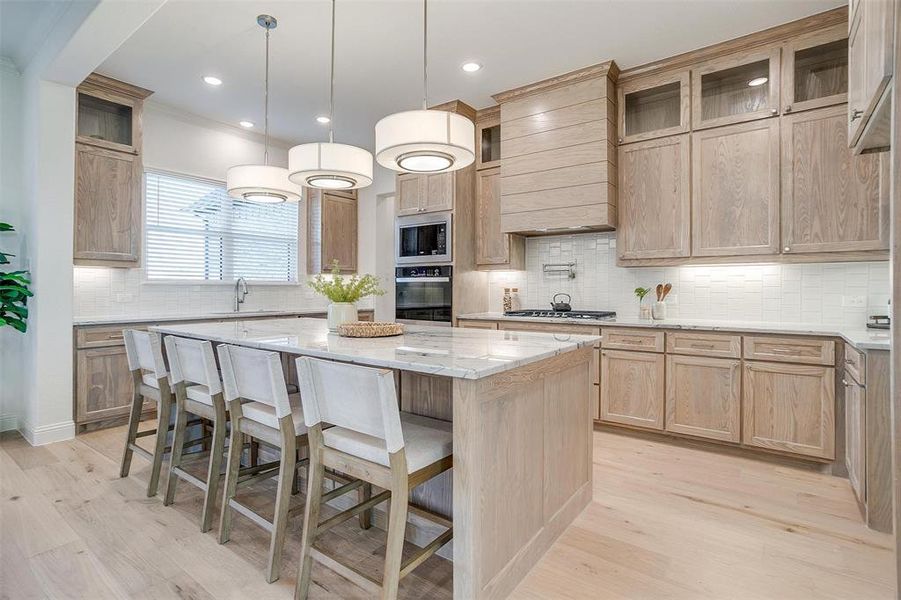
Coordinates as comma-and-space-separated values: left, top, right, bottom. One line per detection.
602, 328, 664, 352
76, 324, 147, 348
743, 336, 835, 366
843, 343, 865, 384
458, 320, 499, 330
666, 331, 741, 358
498, 321, 601, 345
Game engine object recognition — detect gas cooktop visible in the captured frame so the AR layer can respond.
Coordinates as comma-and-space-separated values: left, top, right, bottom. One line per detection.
504, 310, 616, 320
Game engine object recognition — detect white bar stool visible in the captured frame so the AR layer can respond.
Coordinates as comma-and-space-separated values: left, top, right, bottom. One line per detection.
120, 329, 174, 498
294, 357, 453, 600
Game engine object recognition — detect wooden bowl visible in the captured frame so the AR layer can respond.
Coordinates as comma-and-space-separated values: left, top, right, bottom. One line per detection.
337, 321, 405, 338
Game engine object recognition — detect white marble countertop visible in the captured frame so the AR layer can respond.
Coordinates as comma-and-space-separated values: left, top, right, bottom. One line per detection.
457, 312, 891, 352
73, 309, 364, 326
150, 317, 600, 380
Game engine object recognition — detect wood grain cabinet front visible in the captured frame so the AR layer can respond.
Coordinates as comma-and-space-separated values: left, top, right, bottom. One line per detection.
600, 349, 665, 430
475, 167, 525, 269
617, 71, 690, 144
665, 355, 741, 442
307, 189, 358, 274
780, 24, 848, 114
742, 361, 835, 459
76, 346, 152, 425
691, 47, 781, 130
396, 172, 455, 216
843, 373, 866, 502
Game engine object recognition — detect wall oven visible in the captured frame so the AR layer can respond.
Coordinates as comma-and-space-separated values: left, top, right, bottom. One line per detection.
395, 213, 452, 265
395, 265, 452, 325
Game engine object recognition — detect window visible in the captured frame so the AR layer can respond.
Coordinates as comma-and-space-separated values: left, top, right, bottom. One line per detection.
144, 170, 299, 282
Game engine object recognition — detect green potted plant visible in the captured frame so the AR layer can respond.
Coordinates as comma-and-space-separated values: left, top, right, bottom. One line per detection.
308, 261, 385, 330
634, 287, 651, 320
0, 222, 31, 333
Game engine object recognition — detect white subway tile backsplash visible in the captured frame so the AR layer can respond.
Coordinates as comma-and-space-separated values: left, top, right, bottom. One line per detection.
488, 232, 889, 327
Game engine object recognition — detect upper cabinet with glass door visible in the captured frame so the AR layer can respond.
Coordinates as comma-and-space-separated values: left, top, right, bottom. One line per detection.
76, 74, 152, 155
617, 71, 690, 144
691, 47, 780, 129
475, 106, 501, 169
781, 24, 848, 114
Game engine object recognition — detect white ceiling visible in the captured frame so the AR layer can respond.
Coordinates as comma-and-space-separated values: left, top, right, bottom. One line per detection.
0, 0, 74, 70
97, 0, 843, 149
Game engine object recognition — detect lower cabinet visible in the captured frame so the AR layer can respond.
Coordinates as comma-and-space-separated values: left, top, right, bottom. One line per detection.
742, 361, 835, 459
76, 346, 151, 426
665, 355, 741, 442
844, 373, 866, 502
600, 349, 664, 430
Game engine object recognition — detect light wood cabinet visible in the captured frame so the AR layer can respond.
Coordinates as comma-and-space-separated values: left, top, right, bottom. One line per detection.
848, 0, 894, 151
475, 168, 525, 269
691, 119, 780, 257
781, 105, 888, 253
691, 47, 781, 130
396, 172, 454, 216
600, 349, 665, 430
742, 361, 835, 459
74, 144, 141, 264
617, 71, 690, 144
781, 24, 848, 114
307, 189, 358, 274
457, 319, 498, 330
843, 373, 866, 502
617, 134, 690, 259
665, 355, 741, 442
476, 107, 501, 170
76, 346, 152, 426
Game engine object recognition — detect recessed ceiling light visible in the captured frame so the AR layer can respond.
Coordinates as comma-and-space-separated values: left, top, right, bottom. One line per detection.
239, 120, 254, 128
461, 61, 482, 73
203, 75, 223, 86
747, 77, 768, 87
316, 115, 331, 124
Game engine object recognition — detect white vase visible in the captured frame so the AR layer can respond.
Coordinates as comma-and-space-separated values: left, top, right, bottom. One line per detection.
652, 301, 667, 320
327, 302, 358, 331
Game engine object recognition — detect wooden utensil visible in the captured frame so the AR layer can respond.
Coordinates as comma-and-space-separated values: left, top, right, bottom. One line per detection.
661, 283, 672, 301
655, 284, 663, 301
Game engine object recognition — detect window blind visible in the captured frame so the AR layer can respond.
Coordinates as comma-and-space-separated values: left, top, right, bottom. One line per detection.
144, 170, 299, 282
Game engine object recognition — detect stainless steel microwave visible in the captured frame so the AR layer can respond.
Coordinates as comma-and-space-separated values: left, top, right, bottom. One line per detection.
395, 212, 452, 265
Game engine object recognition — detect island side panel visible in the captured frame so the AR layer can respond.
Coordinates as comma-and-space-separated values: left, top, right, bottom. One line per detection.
453, 346, 594, 600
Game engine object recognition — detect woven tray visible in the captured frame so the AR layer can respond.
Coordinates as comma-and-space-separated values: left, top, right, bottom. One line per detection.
337, 321, 405, 338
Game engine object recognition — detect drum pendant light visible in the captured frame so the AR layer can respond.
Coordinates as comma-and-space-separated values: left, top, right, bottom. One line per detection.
374, 0, 474, 173
288, 0, 373, 190
226, 15, 301, 203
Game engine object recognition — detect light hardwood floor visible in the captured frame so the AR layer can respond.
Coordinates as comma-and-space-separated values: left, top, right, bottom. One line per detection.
1, 426, 893, 599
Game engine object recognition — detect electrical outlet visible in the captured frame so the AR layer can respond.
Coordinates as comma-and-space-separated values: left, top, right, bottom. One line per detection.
116, 293, 134, 303
842, 295, 866, 308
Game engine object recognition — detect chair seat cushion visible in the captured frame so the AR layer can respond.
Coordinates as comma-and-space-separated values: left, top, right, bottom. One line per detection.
241, 393, 307, 435
322, 413, 452, 473
185, 384, 215, 405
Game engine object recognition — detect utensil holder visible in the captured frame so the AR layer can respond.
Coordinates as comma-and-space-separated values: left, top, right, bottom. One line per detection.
652, 301, 667, 320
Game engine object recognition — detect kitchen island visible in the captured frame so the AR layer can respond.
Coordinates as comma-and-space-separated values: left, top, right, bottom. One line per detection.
150, 317, 599, 599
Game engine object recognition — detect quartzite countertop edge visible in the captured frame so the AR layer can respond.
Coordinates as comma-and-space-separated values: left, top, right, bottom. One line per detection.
149, 317, 600, 380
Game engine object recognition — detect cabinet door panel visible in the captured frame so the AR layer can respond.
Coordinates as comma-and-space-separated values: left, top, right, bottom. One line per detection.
782, 106, 887, 253
74, 144, 140, 263
691, 47, 780, 129
76, 347, 144, 424
397, 174, 423, 215
617, 71, 690, 144
476, 168, 510, 265
321, 193, 358, 272
423, 173, 454, 213
843, 375, 865, 502
600, 350, 664, 430
691, 119, 780, 257
742, 361, 835, 459
618, 134, 690, 259
666, 355, 741, 442
848, 7, 867, 145
781, 24, 848, 113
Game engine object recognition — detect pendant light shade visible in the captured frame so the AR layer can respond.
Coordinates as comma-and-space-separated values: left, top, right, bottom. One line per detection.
288, 0, 373, 190
374, 0, 475, 174
226, 15, 300, 203
375, 109, 474, 172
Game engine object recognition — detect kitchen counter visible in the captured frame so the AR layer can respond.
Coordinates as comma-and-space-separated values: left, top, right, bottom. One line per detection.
457, 312, 890, 351
151, 317, 599, 380
73, 309, 334, 326
149, 316, 596, 599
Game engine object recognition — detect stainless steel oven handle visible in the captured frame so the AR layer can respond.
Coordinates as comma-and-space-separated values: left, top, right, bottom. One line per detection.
395, 277, 450, 283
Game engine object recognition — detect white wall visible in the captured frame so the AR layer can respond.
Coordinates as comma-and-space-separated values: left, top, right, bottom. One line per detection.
0, 59, 25, 431
486, 232, 891, 327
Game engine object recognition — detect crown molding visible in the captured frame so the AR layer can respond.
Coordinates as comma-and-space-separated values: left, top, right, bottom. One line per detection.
492, 60, 619, 104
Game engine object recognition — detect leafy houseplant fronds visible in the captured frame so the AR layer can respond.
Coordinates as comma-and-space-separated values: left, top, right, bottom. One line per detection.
0, 223, 30, 333
634, 287, 651, 302
308, 261, 386, 304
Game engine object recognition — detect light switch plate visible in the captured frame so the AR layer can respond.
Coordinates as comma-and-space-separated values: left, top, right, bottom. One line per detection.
842, 295, 866, 308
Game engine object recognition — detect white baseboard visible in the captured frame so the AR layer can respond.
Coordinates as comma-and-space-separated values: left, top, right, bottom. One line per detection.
0, 413, 18, 432
19, 419, 76, 446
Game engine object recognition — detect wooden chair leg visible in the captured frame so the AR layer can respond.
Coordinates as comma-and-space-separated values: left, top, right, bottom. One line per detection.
147, 392, 172, 498
291, 447, 301, 496
295, 450, 325, 600
219, 428, 244, 544
381, 477, 409, 600
201, 403, 227, 533
266, 438, 297, 584
250, 439, 260, 467
163, 394, 188, 506
358, 482, 372, 530
119, 382, 143, 478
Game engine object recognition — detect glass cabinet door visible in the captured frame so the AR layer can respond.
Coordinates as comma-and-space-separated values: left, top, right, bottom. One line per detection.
476, 118, 501, 169
691, 47, 780, 129
617, 71, 689, 144
782, 24, 848, 114
77, 93, 135, 150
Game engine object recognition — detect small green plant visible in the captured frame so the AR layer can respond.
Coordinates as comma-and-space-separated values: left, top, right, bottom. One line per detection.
634, 287, 651, 303
308, 260, 385, 304
0, 222, 32, 333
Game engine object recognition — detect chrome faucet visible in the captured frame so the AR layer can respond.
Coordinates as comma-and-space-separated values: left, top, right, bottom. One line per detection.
234, 277, 249, 312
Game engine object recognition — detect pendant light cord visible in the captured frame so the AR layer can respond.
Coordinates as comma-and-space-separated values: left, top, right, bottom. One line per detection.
329, 0, 336, 143
263, 23, 271, 165
422, 0, 428, 110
